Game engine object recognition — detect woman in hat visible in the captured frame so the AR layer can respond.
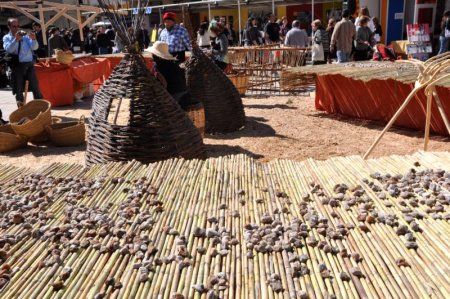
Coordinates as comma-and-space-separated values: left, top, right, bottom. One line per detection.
209, 21, 229, 71
146, 41, 197, 110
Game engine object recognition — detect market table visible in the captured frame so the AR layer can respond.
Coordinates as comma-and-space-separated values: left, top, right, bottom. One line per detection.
35, 57, 110, 107
35, 55, 153, 107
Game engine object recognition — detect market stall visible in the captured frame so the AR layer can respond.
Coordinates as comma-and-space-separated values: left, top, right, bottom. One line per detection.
281, 62, 450, 136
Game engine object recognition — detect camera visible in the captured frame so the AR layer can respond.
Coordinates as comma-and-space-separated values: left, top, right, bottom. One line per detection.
18, 30, 27, 36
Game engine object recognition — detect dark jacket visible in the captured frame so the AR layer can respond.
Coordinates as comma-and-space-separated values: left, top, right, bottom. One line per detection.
153, 56, 197, 109
245, 27, 261, 46
212, 32, 229, 63
48, 35, 68, 56
96, 33, 110, 48
440, 18, 450, 37
355, 26, 372, 51
264, 22, 280, 42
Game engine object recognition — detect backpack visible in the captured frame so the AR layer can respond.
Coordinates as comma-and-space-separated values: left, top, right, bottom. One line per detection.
373, 44, 397, 61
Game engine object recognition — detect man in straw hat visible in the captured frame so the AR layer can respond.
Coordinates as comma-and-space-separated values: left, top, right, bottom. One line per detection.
158, 12, 192, 63
145, 41, 197, 110
3, 18, 42, 107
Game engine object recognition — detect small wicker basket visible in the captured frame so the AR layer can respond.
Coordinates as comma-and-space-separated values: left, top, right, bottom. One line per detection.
185, 103, 205, 137
227, 73, 249, 95
46, 115, 86, 147
0, 124, 27, 153
10, 100, 52, 139
55, 49, 74, 65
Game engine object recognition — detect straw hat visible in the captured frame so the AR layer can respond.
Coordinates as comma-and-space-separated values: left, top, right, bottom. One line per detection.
145, 41, 177, 61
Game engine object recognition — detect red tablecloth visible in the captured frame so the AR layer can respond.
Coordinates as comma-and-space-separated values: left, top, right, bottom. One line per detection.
35, 57, 110, 107
315, 75, 450, 136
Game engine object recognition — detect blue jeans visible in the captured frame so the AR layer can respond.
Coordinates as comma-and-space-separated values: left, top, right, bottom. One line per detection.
98, 47, 109, 55
438, 36, 449, 55
336, 51, 350, 63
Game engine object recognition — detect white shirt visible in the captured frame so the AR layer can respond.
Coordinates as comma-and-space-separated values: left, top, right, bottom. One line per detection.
197, 32, 210, 47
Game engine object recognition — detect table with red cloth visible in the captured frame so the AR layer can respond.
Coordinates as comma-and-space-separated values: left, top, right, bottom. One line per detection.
35, 55, 153, 107
282, 62, 450, 136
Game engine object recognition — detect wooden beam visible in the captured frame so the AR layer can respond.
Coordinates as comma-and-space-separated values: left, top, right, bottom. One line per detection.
81, 12, 100, 29
77, 8, 84, 43
10, 3, 40, 23
44, 8, 68, 29
63, 12, 79, 24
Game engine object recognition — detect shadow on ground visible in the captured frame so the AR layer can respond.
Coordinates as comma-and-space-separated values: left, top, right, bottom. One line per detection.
245, 104, 297, 110
205, 144, 263, 159
206, 116, 293, 140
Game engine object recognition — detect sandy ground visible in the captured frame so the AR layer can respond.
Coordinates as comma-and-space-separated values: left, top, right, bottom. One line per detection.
1, 95, 448, 168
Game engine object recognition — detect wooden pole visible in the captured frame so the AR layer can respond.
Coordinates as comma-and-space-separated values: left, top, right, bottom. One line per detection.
23, 80, 29, 104
423, 88, 432, 151
77, 8, 84, 44
38, 3, 47, 46
363, 85, 423, 159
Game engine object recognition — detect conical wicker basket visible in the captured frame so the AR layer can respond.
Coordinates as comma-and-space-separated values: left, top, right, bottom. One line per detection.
0, 124, 27, 153
9, 100, 52, 138
186, 47, 245, 133
86, 53, 206, 166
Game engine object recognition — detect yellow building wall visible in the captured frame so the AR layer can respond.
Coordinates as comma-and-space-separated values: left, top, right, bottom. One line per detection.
199, 8, 249, 32
277, 6, 287, 19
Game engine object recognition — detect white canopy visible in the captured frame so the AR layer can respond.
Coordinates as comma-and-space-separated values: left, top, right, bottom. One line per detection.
92, 21, 112, 28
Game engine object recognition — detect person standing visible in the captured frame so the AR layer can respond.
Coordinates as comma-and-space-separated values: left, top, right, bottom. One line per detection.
158, 12, 192, 63
330, 10, 355, 63
280, 16, 291, 41
197, 22, 211, 49
48, 27, 69, 57
284, 20, 308, 48
32, 22, 46, 58
209, 22, 229, 71
354, 17, 373, 61
326, 18, 336, 63
3, 18, 43, 107
96, 27, 110, 55
372, 17, 382, 43
438, 11, 450, 55
244, 17, 262, 46
264, 13, 281, 44
105, 25, 115, 54
354, 6, 375, 33
311, 19, 330, 65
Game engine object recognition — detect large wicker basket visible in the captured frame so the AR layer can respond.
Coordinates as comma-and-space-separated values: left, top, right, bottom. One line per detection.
0, 124, 27, 153
86, 53, 206, 166
227, 73, 249, 95
186, 47, 245, 133
46, 116, 86, 147
185, 103, 205, 137
9, 100, 52, 138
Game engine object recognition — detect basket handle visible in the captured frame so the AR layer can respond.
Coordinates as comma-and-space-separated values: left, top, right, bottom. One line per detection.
79, 115, 85, 124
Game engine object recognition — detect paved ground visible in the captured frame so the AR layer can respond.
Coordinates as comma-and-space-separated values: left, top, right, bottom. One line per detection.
0, 88, 18, 121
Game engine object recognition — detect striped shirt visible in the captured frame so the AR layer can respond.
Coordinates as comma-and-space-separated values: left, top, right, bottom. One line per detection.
330, 18, 355, 53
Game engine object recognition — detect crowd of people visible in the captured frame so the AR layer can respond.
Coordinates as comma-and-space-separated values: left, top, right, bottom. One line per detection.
238, 7, 382, 64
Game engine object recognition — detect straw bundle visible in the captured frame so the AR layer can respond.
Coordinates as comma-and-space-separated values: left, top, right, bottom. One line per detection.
0, 152, 448, 298
186, 47, 245, 133
86, 0, 205, 165
280, 61, 423, 90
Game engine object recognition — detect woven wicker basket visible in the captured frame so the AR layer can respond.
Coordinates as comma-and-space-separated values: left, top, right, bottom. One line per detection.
86, 53, 206, 166
228, 73, 249, 95
186, 47, 245, 133
29, 116, 63, 144
46, 116, 86, 147
9, 100, 52, 138
185, 103, 205, 137
0, 124, 27, 153
55, 49, 74, 65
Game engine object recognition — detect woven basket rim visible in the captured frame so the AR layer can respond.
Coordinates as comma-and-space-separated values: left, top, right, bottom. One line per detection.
10, 100, 51, 123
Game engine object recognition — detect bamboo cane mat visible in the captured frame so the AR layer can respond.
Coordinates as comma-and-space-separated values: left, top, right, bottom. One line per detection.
0, 152, 449, 298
